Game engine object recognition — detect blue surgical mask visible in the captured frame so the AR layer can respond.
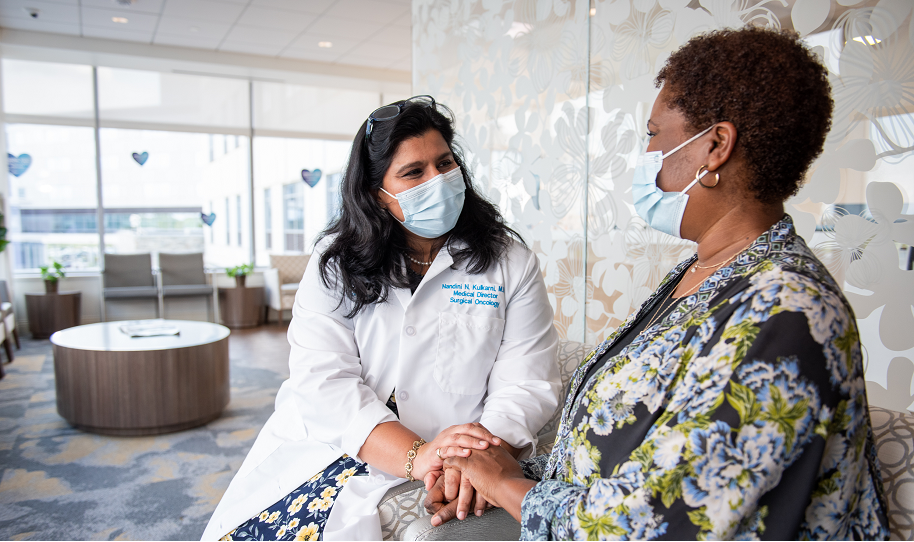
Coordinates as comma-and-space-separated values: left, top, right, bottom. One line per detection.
632, 125, 714, 238
381, 167, 466, 239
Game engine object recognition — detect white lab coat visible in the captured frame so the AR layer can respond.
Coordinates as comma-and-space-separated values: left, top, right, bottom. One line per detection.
202, 237, 560, 540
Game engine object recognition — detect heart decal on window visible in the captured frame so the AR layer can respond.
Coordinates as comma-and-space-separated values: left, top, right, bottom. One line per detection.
301, 168, 323, 187
8, 153, 32, 177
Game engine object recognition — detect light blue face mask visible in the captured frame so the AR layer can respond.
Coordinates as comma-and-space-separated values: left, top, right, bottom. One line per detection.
632, 125, 714, 238
381, 167, 466, 239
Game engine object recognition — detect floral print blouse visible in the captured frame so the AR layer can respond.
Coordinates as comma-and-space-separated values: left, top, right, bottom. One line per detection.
519, 216, 888, 540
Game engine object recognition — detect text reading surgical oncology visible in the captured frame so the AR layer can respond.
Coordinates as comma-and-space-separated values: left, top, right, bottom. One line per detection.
442, 283, 502, 308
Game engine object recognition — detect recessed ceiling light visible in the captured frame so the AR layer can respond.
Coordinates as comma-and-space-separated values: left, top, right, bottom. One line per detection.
318, 41, 333, 48
112, 16, 129, 23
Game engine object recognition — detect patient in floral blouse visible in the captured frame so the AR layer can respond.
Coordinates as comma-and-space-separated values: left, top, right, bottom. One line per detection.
427, 27, 888, 540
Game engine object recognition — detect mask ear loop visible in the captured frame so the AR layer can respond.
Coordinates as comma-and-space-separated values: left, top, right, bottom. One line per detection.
696, 165, 720, 188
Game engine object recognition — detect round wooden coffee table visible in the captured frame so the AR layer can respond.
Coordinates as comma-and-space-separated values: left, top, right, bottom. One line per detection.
51, 320, 230, 436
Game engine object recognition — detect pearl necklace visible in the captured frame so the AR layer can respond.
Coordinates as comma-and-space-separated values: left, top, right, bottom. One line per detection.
408, 255, 433, 266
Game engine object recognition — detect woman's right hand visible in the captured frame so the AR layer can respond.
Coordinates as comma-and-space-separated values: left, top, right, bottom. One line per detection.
411, 422, 502, 482
424, 469, 492, 525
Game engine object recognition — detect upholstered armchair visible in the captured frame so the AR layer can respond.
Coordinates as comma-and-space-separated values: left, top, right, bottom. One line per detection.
263, 254, 310, 325
378, 340, 914, 541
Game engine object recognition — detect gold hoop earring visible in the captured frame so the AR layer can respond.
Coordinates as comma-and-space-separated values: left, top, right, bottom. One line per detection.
696, 165, 720, 188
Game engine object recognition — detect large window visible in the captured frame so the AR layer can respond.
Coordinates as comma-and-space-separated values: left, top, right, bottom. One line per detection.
264, 188, 272, 250
2, 58, 377, 273
98, 128, 250, 268
252, 137, 351, 267
6, 124, 99, 270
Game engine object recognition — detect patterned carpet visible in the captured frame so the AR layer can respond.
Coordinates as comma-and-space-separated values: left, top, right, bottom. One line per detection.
0, 327, 290, 541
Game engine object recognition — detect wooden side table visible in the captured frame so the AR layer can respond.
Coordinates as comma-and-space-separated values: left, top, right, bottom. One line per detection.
25, 291, 81, 339
218, 286, 264, 329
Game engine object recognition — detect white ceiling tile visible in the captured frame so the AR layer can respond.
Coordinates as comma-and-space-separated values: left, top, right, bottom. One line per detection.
234, 6, 317, 32
218, 40, 284, 56
344, 41, 408, 62
161, 0, 246, 25
301, 15, 380, 41
369, 23, 410, 47
80, 0, 164, 15
0, 0, 79, 24
248, 0, 335, 14
285, 33, 360, 53
153, 32, 221, 49
81, 24, 154, 42
0, 16, 80, 35
323, 0, 408, 25
155, 17, 230, 39
221, 25, 298, 47
80, 6, 160, 31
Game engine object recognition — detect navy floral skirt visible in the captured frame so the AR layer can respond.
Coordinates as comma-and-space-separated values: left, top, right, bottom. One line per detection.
220, 454, 369, 541
222, 394, 397, 541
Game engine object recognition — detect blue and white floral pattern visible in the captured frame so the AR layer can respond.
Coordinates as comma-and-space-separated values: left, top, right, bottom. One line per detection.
519, 216, 888, 540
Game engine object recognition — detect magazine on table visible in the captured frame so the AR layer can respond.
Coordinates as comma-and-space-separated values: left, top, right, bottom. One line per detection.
118, 320, 181, 337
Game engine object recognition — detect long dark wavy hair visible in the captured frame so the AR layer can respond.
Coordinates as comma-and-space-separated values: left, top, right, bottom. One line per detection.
317, 99, 523, 318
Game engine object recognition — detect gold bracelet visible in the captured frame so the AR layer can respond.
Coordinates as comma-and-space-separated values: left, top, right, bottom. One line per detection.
404, 438, 426, 481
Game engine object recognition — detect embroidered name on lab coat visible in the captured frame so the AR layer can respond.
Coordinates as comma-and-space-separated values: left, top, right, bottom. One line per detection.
441, 283, 503, 308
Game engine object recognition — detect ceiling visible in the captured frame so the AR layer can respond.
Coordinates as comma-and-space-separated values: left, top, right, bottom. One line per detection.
0, 0, 412, 72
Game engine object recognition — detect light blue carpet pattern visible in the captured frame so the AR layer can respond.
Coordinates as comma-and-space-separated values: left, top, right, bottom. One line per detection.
0, 328, 289, 540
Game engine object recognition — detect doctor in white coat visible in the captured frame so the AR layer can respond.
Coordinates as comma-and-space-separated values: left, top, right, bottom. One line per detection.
204, 96, 560, 541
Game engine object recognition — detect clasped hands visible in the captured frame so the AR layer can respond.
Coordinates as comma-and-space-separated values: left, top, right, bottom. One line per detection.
417, 426, 531, 527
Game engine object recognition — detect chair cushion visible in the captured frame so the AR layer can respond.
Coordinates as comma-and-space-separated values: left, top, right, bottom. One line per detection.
870, 405, 914, 540
281, 283, 299, 292
159, 252, 206, 286
379, 481, 427, 541
103, 286, 159, 298
162, 285, 213, 297
536, 340, 594, 455
402, 508, 520, 541
104, 253, 155, 288
270, 255, 310, 286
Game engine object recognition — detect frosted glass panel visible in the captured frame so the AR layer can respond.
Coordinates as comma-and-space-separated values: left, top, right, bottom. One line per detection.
415, 0, 914, 412
254, 81, 380, 136
2, 59, 94, 119
97, 68, 249, 129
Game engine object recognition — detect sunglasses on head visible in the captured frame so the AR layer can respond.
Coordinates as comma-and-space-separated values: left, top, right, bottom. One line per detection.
365, 95, 437, 141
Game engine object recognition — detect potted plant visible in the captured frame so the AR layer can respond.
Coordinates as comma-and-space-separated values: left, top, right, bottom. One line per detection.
40, 261, 65, 294
226, 263, 254, 288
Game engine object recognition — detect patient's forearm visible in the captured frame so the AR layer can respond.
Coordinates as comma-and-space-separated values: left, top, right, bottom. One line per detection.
494, 477, 537, 522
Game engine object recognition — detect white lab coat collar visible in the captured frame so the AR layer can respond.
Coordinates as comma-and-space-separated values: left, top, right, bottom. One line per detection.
392, 238, 460, 309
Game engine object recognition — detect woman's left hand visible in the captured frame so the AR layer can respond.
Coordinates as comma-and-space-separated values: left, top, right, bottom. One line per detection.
410, 422, 502, 482
441, 446, 534, 521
